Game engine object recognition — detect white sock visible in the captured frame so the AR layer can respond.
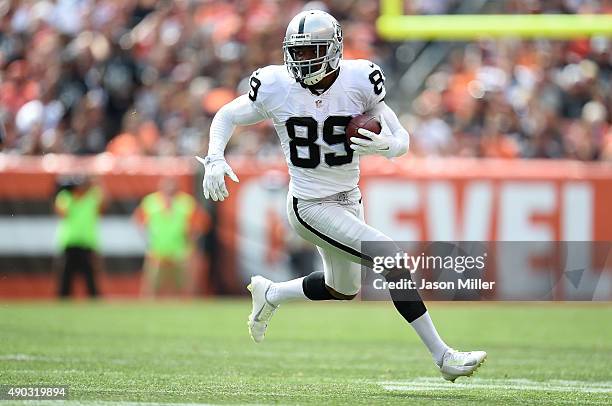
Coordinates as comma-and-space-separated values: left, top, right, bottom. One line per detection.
265, 277, 307, 306
410, 311, 450, 366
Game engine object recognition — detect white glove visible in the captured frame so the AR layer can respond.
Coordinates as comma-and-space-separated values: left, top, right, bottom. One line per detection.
349, 116, 398, 157
195, 155, 239, 201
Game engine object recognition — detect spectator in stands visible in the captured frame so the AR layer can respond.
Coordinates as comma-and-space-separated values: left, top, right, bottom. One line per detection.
0, 116, 5, 148
133, 176, 209, 297
411, 90, 456, 156
54, 175, 107, 298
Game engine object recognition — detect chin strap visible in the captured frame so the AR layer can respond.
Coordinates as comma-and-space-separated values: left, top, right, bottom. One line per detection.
302, 72, 326, 86
302, 67, 340, 87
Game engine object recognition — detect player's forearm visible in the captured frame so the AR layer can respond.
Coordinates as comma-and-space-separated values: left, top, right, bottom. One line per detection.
381, 127, 409, 158
368, 102, 410, 158
207, 104, 237, 157
207, 95, 267, 157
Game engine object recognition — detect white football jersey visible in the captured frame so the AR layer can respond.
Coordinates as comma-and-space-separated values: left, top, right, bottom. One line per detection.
247, 59, 386, 199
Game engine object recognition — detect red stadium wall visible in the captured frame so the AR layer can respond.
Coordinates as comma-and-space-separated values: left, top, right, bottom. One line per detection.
1, 155, 611, 299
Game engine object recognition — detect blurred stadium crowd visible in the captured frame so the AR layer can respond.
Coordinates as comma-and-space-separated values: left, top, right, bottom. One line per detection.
0, 0, 610, 160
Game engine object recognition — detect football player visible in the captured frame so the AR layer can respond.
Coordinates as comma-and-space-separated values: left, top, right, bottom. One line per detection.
197, 10, 486, 382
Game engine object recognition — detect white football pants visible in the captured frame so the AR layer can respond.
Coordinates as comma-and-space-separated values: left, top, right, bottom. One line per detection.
286, 187, 392, 296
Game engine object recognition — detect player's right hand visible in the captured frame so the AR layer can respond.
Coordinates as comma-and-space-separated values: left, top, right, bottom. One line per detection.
195, 155, 239, 201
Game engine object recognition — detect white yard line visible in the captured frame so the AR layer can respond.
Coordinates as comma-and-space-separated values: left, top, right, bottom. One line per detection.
380, 377, 612, 393
0, 354, 65, 362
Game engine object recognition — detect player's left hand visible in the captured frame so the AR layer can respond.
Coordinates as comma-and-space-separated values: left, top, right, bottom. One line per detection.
196, 155, 239, 202
349, 118, 395, 156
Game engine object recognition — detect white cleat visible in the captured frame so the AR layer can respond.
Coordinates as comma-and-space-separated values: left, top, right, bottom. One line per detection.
439, 349, 487, 382
247, 276, 278, 343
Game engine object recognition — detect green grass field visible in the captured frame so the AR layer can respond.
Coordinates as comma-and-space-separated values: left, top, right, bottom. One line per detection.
1, 301, 611, 405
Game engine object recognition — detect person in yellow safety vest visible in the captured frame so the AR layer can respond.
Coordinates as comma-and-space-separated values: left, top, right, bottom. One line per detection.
133, 176, 209, 297
55, 175, 107, 298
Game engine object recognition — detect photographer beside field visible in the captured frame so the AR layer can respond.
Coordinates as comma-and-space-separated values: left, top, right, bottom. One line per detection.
54, 175, 107, 298
133, 176, 209, 297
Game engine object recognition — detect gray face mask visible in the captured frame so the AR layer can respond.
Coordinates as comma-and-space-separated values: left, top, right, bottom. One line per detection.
283, 10, 343, 86
289, 44, 328, 78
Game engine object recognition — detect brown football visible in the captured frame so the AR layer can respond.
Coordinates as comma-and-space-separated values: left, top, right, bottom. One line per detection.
346, 114, 381, 143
